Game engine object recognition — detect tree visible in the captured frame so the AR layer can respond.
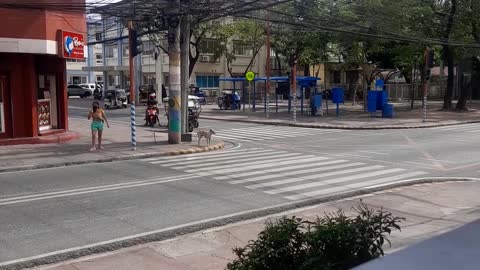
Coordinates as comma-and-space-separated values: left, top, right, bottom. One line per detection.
210, 19, 266, 77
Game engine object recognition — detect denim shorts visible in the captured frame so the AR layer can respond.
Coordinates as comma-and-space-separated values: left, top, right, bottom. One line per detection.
91, 121, 104, 131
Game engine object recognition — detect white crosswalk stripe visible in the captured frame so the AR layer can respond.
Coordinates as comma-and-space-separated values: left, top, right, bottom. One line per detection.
432, 123, 480, 133
214, 126, 349, 142
142, 149, 428, 201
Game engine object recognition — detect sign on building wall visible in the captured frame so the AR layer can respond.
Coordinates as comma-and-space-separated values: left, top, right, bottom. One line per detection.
61, 31, 85, 59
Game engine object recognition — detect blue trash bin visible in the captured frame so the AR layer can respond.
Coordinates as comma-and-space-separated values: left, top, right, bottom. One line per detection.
367, 91, 378, 113
332, 88, 344, 104
382, 104, 394, 118
376, 90, 388, 111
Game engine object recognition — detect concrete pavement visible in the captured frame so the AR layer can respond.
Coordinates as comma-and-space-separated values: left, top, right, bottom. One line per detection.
0, 117, 225, 172
30, 180, 480, 270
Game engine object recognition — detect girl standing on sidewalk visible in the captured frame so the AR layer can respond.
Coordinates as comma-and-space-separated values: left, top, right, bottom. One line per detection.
88, 101, 110, 151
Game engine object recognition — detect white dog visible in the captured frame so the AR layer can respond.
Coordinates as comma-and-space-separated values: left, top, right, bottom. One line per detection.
197, 129, 216, 146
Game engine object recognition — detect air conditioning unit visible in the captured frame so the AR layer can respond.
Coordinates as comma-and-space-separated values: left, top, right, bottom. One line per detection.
200, 55, 211, 62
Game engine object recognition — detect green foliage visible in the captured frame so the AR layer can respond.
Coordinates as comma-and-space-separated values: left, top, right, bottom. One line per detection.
227, 202, 404, 270
209, 19, 266, 76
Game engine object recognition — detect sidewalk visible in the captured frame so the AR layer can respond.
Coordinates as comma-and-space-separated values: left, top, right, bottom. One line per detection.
201, 101, 480, 129
32, 180, 480, 270
0, 118, 224, 172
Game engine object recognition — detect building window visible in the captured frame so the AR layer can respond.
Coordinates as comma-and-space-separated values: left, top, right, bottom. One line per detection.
233, 42, 253, 56
96, 76, 103, 82
95, 53, 103, 65
200, 39, 220, 54
143, 41, 156, 56
105, 45, 117, 59
70, 76, 87, 85
123, 43, 129, 57
196, 75, 219, 88
95, 32, 102, 41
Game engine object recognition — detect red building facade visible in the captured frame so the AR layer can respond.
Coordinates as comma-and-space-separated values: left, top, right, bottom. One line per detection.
0, 0, 86, 145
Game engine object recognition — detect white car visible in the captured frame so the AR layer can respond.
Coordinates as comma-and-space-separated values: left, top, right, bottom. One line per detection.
67, 84, 92, 98
79, 83, 97, 92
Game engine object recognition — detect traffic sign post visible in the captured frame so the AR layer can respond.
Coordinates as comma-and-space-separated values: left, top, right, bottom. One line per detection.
245, 71, 255, 111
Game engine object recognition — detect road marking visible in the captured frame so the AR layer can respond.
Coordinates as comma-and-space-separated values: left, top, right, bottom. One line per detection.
266, 168, 405, 195
357, 150, 390, 156
215, 160, 348, 181
242, 162, 366, 187
0, 175, 197, 206
173, 153, 300, 169
147, 149, 274, 163
419, 158, 456, 164
188, 156, 330, 176
164, 151, 288, 167
335, 153, 372, 158
143, 148, 268, 162
402, 161, 440, 168
285, 171, 428, 200
404, 135, 446, 170
258, 165, 384, 191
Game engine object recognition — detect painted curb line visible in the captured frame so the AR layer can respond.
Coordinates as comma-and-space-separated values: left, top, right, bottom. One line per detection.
2, 177, 478, 270
201, 115, 480, 130
0, 142, 225, 174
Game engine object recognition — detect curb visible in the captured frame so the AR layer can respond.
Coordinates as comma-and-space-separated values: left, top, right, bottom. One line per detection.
201, 115, 480, 130
0, 141, 225, 174
0, 131, 80, 146
2, 177, 477, 270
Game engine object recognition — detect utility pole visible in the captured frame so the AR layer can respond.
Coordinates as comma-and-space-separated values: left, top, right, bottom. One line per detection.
180, 15, 190, 139
167, 3, 181, 144
128, 21, 136, 151
265, 10, 271, 118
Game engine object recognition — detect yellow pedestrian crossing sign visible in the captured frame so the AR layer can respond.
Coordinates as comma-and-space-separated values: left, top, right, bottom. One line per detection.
245, 71, 255, 82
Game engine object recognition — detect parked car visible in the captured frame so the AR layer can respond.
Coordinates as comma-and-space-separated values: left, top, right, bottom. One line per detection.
79, 83, 97, 92
67, 84, 92, 98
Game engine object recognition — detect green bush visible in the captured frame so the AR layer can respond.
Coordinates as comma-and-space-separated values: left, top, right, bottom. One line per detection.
227, 202, 404, 270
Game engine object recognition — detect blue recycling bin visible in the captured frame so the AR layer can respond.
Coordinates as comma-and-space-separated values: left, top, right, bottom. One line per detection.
382, 104, 394, 118
310, 94, 322, 116
332, 88, 344, 104
367, 91, 378, 113
376, 90, 388, 111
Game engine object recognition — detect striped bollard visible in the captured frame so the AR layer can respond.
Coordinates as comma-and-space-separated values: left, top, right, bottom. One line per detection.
266, 94, 270, 118
422, 96, 427, 123
293, 96, 297, 122
130, 103, 137, 151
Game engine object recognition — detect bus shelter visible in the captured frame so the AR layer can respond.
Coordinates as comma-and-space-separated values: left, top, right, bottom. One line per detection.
219, 76, 321, 114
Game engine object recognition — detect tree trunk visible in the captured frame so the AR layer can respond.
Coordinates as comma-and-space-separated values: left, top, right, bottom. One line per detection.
456, 64, 469, 110
304, 64, 310, 76
275, 54, 282, 76
442, 45, 454, 110
441, 0, 458, 110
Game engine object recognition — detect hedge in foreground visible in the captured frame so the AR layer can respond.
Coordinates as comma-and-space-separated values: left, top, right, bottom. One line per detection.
227, 202, 404, 270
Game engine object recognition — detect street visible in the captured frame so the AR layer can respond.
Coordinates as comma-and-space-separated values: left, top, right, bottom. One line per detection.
1, 98, 480, 265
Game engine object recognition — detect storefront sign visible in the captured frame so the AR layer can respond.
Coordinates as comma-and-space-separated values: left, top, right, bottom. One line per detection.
38, 100, 51, 131
61, 31, 85, 59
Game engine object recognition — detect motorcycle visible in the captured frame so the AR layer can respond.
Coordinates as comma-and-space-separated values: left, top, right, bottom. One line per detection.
217, 91, 240, 110
93, 88, 103, 100
145, 106, 160, 127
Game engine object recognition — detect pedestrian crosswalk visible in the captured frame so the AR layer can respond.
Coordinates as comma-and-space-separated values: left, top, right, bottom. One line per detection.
142, 148, 428, 201
212, 126, 350, 143
432, 123, 480, 133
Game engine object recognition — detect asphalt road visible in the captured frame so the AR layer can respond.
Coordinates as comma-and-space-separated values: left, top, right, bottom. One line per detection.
1, 97, 480, 267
